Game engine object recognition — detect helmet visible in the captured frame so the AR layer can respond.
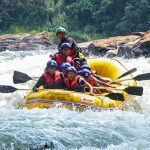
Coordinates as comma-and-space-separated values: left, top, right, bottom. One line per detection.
79, 69, 91, 77
56, 26, 66, 35
61, 42, 71, 49
73, 58, 80, 62
67, 66, 77, 73
60, 63, 71, 70
80, 65, 91, 71
47, 60, 57, 67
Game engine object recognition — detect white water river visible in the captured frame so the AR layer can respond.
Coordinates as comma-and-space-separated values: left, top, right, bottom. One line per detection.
0, 50, 150, 150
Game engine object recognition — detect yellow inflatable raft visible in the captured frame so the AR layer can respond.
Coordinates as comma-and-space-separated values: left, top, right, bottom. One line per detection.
25, 58, 136, 111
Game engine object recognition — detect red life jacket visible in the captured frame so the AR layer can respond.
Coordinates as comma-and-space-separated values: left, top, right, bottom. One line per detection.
55, 53, 72, 66
84, 75, 95, 88
65, 75, 84, 92
43, 71, 61, 83
65, 75, 79, 88
43, 71, 64, 89
89, 75, 95, 86
69, 49, 77, 59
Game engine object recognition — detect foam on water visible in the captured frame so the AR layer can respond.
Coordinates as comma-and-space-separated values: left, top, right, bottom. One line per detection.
0, 50, 150, 150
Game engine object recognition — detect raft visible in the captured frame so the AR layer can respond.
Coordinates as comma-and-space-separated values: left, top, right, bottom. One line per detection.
25, 58, 137, 111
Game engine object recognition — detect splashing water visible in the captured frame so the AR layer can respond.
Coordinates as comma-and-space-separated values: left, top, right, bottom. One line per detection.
0, 50, 150, 150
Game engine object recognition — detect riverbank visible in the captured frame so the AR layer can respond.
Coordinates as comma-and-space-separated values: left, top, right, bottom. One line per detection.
0, 30, 150, 58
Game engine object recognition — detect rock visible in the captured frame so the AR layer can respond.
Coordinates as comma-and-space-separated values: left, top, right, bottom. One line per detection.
117, 46, 135, 58
132, 30, 150, 57
78, 30, 150, 58
0, 32, 54, 51
87, 35, 140, 57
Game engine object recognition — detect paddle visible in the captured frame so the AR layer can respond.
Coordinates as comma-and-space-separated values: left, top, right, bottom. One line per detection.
115, 73, 150, 82
13, 71, 38, 84
116, 68, 137, 80
0, 85, 124, 101
110, 68, 137, 83
0, 85, 30, 93
94, 86, 143, 96
104, 93, 124, 101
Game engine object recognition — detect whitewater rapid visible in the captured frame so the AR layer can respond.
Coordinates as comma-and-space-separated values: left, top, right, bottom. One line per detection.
0, 50, 150, 150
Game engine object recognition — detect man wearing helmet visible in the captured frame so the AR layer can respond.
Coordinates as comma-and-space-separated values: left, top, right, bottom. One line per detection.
60, 62, 71, 78
50, 42, 74, 70
33, 60, 65, 92
79, 69, 112, 93
56, 26, 86, 65
65, 66, 94, 95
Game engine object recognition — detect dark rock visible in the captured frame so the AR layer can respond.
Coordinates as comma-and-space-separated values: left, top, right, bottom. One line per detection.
117, 46, 135, 58
0, 32, 54, 51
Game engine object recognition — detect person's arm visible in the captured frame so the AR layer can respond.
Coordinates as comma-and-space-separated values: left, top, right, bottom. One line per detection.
94, 77, 114, 87
94, 74, 112, 82
60, 72, 66, 88
79, 78, 94, 95
32, 76, 45, 92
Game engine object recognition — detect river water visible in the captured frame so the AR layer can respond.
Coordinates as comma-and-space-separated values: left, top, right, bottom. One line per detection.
0, 50, 150, 150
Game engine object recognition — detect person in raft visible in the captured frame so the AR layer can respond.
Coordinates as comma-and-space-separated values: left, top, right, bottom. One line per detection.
50, 42, 74, 70
33, 60, 65, 92
60, 62, 71, 78
80, 64, 112, 83
73, 58, 82, 71
55, 26, 86, 64
65, 66, 94, 95
78, 69, 113, 93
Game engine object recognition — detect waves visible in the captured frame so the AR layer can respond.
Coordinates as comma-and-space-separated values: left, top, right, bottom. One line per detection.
0, 50, 150, 149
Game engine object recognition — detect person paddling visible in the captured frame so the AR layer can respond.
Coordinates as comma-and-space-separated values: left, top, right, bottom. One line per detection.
79, 69, 113, 93
56, 26, 86, 64
80, 65, 112, 83
50, 42, 74, 70
65, 66, 94, 95
33, 60, 65, 92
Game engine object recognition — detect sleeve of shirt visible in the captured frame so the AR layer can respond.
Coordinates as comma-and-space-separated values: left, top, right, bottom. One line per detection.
33, 75, 46, 89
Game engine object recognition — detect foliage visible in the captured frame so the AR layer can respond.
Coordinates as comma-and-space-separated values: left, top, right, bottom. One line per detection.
0, 0, 150, 40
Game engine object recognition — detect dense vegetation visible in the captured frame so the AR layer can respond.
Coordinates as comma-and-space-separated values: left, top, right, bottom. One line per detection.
0, 0, 150, 41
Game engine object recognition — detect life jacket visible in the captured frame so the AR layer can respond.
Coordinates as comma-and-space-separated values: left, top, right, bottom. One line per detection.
65, 75, 84, 92
43, 71, 63, 89
89, 75, 95, 86
55, 54, 72, 69
84, 75, 95, 89
69, 49, 77, 59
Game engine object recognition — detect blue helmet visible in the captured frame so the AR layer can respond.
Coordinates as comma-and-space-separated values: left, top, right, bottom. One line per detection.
79, 69, 91, 77
60, 63, 71, 70
67, 66, 77, 73
80, 65, 91, 71
47, 60, 57, 67
61, 42, 71, 49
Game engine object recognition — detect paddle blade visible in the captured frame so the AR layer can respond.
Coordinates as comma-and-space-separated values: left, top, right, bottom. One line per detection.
106, 93, 124, 101
124, 86, 143, 96
0, 85, 17, 93
13, 71, 32, 84
134, 73, 150, 81
117, 68, 137, 79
